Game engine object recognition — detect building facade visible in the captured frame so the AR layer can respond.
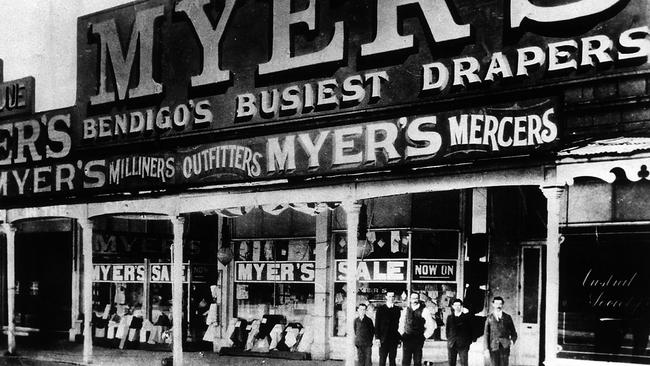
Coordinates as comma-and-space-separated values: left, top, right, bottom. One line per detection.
1, 0, 649, 365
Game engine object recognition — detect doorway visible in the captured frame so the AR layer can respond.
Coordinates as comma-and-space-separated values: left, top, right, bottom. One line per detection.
516, 244, 543, 366
15, 220, 73, 339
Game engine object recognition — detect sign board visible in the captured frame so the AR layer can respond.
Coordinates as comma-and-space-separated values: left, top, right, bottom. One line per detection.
92, 263, 214, 283
234, 261, 315, 283
74, 0, 648, 147
0, 77, 34, 120
335, 259, 408, 283
412, 260, 457, 282
0, 100, 558, 201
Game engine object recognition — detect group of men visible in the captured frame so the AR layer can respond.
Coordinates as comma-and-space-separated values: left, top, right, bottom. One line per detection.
354, 292, 517, 366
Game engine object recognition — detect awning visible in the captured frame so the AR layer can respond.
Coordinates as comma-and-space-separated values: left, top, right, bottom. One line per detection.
202, 202, 340, 218
557, 137, 650, 185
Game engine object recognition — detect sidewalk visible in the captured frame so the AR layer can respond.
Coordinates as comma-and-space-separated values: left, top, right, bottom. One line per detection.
0, 339, 347, 366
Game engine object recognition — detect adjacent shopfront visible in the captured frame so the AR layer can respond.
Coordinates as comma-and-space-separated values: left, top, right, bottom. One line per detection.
1, 0, 650, 365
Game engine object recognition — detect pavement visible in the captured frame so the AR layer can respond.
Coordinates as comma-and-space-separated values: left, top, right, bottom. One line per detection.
0, 338, 457, 366
0, 347, 349, 366
1, 349, 345, 366
0, 338, 348, 366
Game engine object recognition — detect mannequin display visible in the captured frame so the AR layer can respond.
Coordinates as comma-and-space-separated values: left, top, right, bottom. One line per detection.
224, 318, 239, 348
262, 241, 275, 261
245, 319, 261, 351
203, 303, 219, 342
269, 323, 284, 350
281, 323, 303, 351
297, 316, 314, 353
140, 318, 154, 343
114, 284, 126, 305
252, 241, 262, 261
230, 319, 249, 350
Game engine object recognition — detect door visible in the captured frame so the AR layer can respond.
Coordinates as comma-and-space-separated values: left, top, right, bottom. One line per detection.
516, 245, 543, 366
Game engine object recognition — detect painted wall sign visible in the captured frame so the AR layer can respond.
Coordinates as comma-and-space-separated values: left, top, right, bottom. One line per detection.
92, 263, 213, 283
412, 260, 457, 281
74, 0, 648, 147
234, 261, 315, 283
0, 108, 73, 168
335, 259, 408, 282
0, 77, 35, 120
0, 100, 558, 201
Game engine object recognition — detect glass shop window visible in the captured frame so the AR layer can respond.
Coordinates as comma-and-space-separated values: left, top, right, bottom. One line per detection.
559, 227, 650, 364
233, 239, 316, 326
334, 231, 409, 259
410, 283, 458, 341
333, 232, 410, 336
333, 282, 408, 337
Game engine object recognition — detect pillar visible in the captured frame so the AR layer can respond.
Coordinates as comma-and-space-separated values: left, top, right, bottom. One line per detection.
78, 218, 94, 364
171, 216, 185, 365
2, 222, 16, 355
341, 201, 361, 366
541, 186, 564, 366
312, 208, 331, 359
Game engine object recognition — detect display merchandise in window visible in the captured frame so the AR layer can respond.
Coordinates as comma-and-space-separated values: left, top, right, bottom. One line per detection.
411, 283, 457, 341
334, 231, 408, 260
332, 230, 460, 339
333, 282, 408, 337
90, 262, 217, 349
230, 239, 316, 354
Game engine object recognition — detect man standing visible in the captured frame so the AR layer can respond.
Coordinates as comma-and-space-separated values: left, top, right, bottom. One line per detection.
484, 296, 518, 366
354, 303, 375, 366
398, 292, 435, 366
446, 299, 473, 366
375, 291, 402, 366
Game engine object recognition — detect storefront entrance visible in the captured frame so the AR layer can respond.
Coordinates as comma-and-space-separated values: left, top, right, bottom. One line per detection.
517, 244, 543, 366
15, 219, 73, 338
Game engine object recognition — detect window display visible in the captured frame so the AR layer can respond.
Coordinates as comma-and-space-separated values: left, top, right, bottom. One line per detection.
91, 262, 216, 348
231, 239, 316, 353
332, 230, 460, 339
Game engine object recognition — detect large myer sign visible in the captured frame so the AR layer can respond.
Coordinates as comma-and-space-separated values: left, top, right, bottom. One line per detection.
0, 100, 557, 199
75, 0, 649, 147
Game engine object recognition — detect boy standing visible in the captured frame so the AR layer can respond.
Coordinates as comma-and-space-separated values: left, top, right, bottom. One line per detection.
354, 303, 375, 366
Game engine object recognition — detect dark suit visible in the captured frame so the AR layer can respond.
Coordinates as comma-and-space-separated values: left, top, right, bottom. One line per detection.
484, 312, 517, 366
375, 304, 401, 366
446, 312, 473, 366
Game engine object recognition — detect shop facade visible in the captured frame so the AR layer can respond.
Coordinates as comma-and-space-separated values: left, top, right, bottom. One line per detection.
1, 0, 649, 365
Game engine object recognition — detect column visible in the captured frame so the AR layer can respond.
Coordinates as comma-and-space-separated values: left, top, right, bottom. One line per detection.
78, 218, 94, 364
2, 222, 16, 355
312, 209, 331, 360
171, 216, 185, 365
341, 201, 361, 366
541, 186, 564, 366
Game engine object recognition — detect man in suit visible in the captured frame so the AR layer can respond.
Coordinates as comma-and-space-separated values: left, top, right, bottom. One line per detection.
398, 292, 435, 366
446, 298, 473, 366
484, 296, 518, 366
375, 291, 402, 366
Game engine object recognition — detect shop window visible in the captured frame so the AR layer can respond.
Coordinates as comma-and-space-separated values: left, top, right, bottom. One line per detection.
332, 230, 459, 338
333, 282, 408, 337
559, 227, 650, 364
233, 239, 316, 326
410, 283, 457, 341
91, 262, 217, 347
334, 231, 408, 259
